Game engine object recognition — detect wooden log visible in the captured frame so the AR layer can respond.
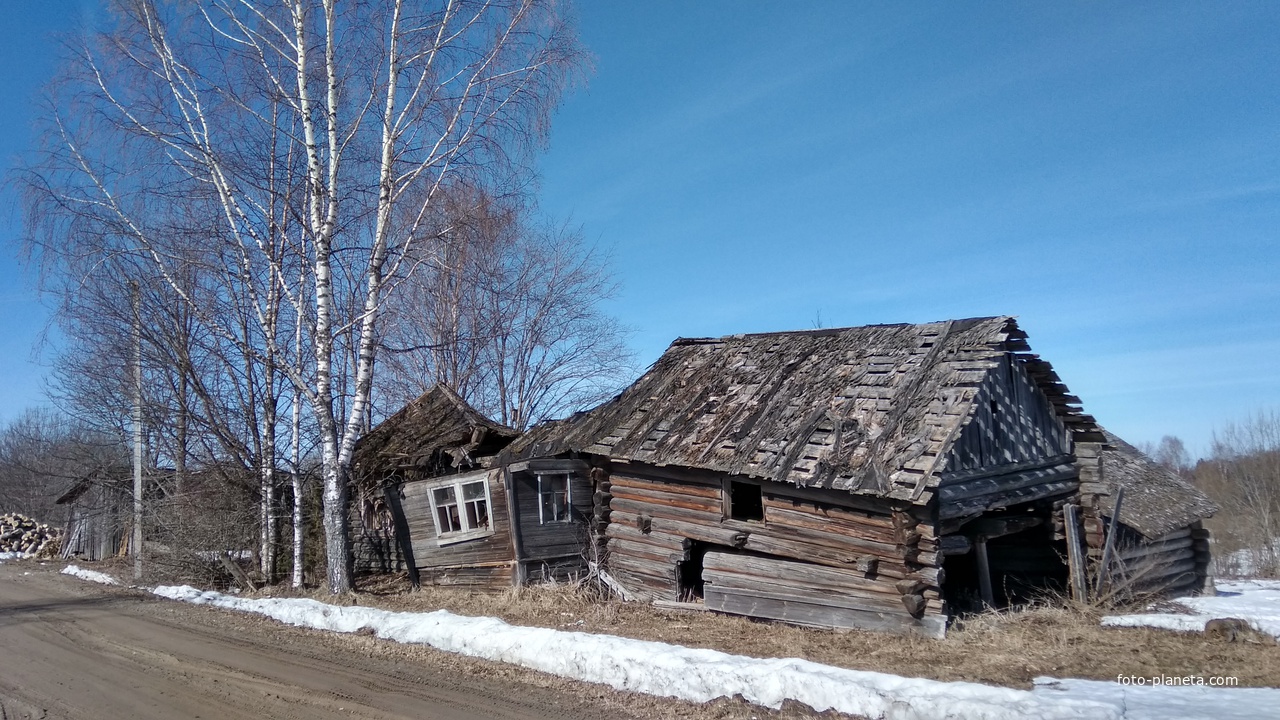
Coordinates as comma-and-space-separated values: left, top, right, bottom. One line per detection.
609, 485, 725, 514
704, 588, 946, 638
1064, 504, 1088, 601
940, 535, 971, 555
611, 471, 722, 497
703, 551, 921, 597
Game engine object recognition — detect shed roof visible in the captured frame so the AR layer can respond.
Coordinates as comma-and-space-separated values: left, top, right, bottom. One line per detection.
353, 385, 518, 483
1100, 430, 1218, 539
507, 316, 1097, 502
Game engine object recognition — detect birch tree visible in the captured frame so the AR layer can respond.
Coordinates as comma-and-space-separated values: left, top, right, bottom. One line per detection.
24, 0, 583, 592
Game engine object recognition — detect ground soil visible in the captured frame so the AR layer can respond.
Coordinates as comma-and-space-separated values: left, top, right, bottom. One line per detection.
337, 572, 1280, 689
0, 562, 846, 720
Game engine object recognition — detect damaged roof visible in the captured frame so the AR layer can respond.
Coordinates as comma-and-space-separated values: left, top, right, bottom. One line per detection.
1100, 430, 1219, 539
508, 316, 1096, 502
353, 385, 518, 483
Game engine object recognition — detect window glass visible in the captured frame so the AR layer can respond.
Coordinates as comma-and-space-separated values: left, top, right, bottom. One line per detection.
538, 473, 571, 524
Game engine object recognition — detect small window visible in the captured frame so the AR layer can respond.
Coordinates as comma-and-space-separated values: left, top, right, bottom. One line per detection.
728, 480, 764, 521
537, 473, 572, 524
427, 475, 494, 544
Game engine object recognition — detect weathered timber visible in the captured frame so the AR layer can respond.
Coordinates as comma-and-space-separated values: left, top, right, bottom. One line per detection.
609, 485, 724, 514
939, 478, 1079, 520
1064, 504, 1088, 601
940, 535, 971, 555
705, 588, 946, 638
703, 551, 931, 597
975, 537, 994, 608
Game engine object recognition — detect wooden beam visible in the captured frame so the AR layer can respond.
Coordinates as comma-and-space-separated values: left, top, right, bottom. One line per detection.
974, 536, 994, 608
1096, 486, 1124, 594
1064, 504, 1088, 601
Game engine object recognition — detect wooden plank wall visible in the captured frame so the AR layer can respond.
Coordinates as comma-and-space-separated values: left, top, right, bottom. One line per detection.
946, 354, 1070, 476
400, 468, 516, 589
510, 468, 595, 572
604, 463, 945, 633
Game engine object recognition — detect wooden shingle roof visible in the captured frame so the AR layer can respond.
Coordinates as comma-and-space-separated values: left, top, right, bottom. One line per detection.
508, 317, 1096, 502
353, 385, 518, 483
1100, 430, 1218, 539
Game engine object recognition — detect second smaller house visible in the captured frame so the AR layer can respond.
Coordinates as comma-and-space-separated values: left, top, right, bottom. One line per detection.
351, 385, 595, 588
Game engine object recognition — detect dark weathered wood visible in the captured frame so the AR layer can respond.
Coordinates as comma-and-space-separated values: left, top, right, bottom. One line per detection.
705, 588, 946, 638
703, 551, 924, 597
1064, 504, 1087, 601
384, 484, 420, 589
975, 536, 994, 608
940, 535, 971, 555
1097, 486, 1125, 593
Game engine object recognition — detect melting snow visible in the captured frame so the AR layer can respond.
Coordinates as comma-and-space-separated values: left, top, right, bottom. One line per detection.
51, 566, 1280, 719
1102, 580, 1280, 638
60, 564, 120, 585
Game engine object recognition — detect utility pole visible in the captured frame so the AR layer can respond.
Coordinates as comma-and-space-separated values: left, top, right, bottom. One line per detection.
131, 280, 144, 581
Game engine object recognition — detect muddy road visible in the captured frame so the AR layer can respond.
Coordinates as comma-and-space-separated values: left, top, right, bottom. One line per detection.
0, 562, 642, 720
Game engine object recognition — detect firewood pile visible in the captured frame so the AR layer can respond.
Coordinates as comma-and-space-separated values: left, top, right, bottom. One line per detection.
0, 513, 62, 557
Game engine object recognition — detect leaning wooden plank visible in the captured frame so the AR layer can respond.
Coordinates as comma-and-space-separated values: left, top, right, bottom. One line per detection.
704, 588, 946, 638
704, 572, 908, 611
703, 551, 925, 596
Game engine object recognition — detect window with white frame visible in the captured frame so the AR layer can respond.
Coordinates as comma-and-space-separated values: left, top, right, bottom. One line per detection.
427, 474, 494, 544
537, 473, 572, 524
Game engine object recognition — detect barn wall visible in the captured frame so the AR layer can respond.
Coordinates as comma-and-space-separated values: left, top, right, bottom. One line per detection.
400, 468, 516, 589
507, 459, 595, 581
1111, 523, 1211, 597
938, 355, 1078, 519
603, 461, 945, 637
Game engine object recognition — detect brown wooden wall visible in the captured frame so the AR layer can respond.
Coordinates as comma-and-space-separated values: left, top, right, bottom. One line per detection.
508, 461, 595, 580
945, 354, 1071, 475
603, 462, 946, 637
400, 468, 516, 589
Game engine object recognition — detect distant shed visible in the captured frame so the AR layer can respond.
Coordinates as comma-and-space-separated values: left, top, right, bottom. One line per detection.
1093, 430, 1218, 596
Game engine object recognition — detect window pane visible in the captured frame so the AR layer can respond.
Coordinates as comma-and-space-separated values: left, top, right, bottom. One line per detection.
466, 499, 489, 529
462, 481, 486, 501
446, 504, 461, 532
433, 486, 456, 505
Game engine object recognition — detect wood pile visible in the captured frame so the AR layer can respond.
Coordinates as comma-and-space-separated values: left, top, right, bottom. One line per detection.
0, 513, 63, 557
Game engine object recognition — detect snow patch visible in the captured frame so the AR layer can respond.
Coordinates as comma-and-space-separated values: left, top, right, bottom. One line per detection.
1102, 580, 1280, 638
60, 564, 120, 586
151, 584, 1114, 719
1033, 677, 1280, 720
0, 551, 31, 562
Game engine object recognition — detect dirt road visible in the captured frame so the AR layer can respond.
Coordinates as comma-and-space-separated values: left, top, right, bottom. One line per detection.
0, 562, 640, 720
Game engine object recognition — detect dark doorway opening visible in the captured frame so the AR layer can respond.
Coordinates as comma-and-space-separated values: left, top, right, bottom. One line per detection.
678, 541, 712, 601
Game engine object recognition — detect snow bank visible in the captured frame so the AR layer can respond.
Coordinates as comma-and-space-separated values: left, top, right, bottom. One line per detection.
0, 551, 31, 562
60, 564, 120, 586
1102, 580, 1280, 638
1033, 677, 1280, 720
152, 584, 1114, 719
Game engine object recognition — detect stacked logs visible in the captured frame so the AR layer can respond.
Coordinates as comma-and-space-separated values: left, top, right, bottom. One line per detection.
0, 513, 62, 557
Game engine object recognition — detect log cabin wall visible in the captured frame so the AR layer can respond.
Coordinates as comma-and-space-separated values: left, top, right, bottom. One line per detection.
1111, 523, 1209, 596
603, 461, 946, 637
398, 467, 517, 589
505, 458, 596, 583
350, 490, 402, 576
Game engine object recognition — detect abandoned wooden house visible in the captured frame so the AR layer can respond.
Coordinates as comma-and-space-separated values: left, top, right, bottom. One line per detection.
356, 317, 1218, 636
1090, 430, 1217, 597
350, 384, 596, 587
57, 471, 130, 561
499, 316, 1215, 636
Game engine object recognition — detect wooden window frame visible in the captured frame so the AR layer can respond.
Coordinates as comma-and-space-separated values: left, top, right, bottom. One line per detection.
722, 478, 765, 523
536, 472, 573, 524
425, 472, 495, 546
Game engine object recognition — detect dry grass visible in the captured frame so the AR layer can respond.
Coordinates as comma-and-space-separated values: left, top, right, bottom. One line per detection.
247, 573, 1280, 690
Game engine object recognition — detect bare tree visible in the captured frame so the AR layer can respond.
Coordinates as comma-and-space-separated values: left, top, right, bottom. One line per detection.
378, 189, 634, 429
1197, 410, 1280, 576
23, 0, 583, 592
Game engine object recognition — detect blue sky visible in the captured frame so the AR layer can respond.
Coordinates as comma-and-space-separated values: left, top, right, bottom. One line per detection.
2, 2, 1277, 455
